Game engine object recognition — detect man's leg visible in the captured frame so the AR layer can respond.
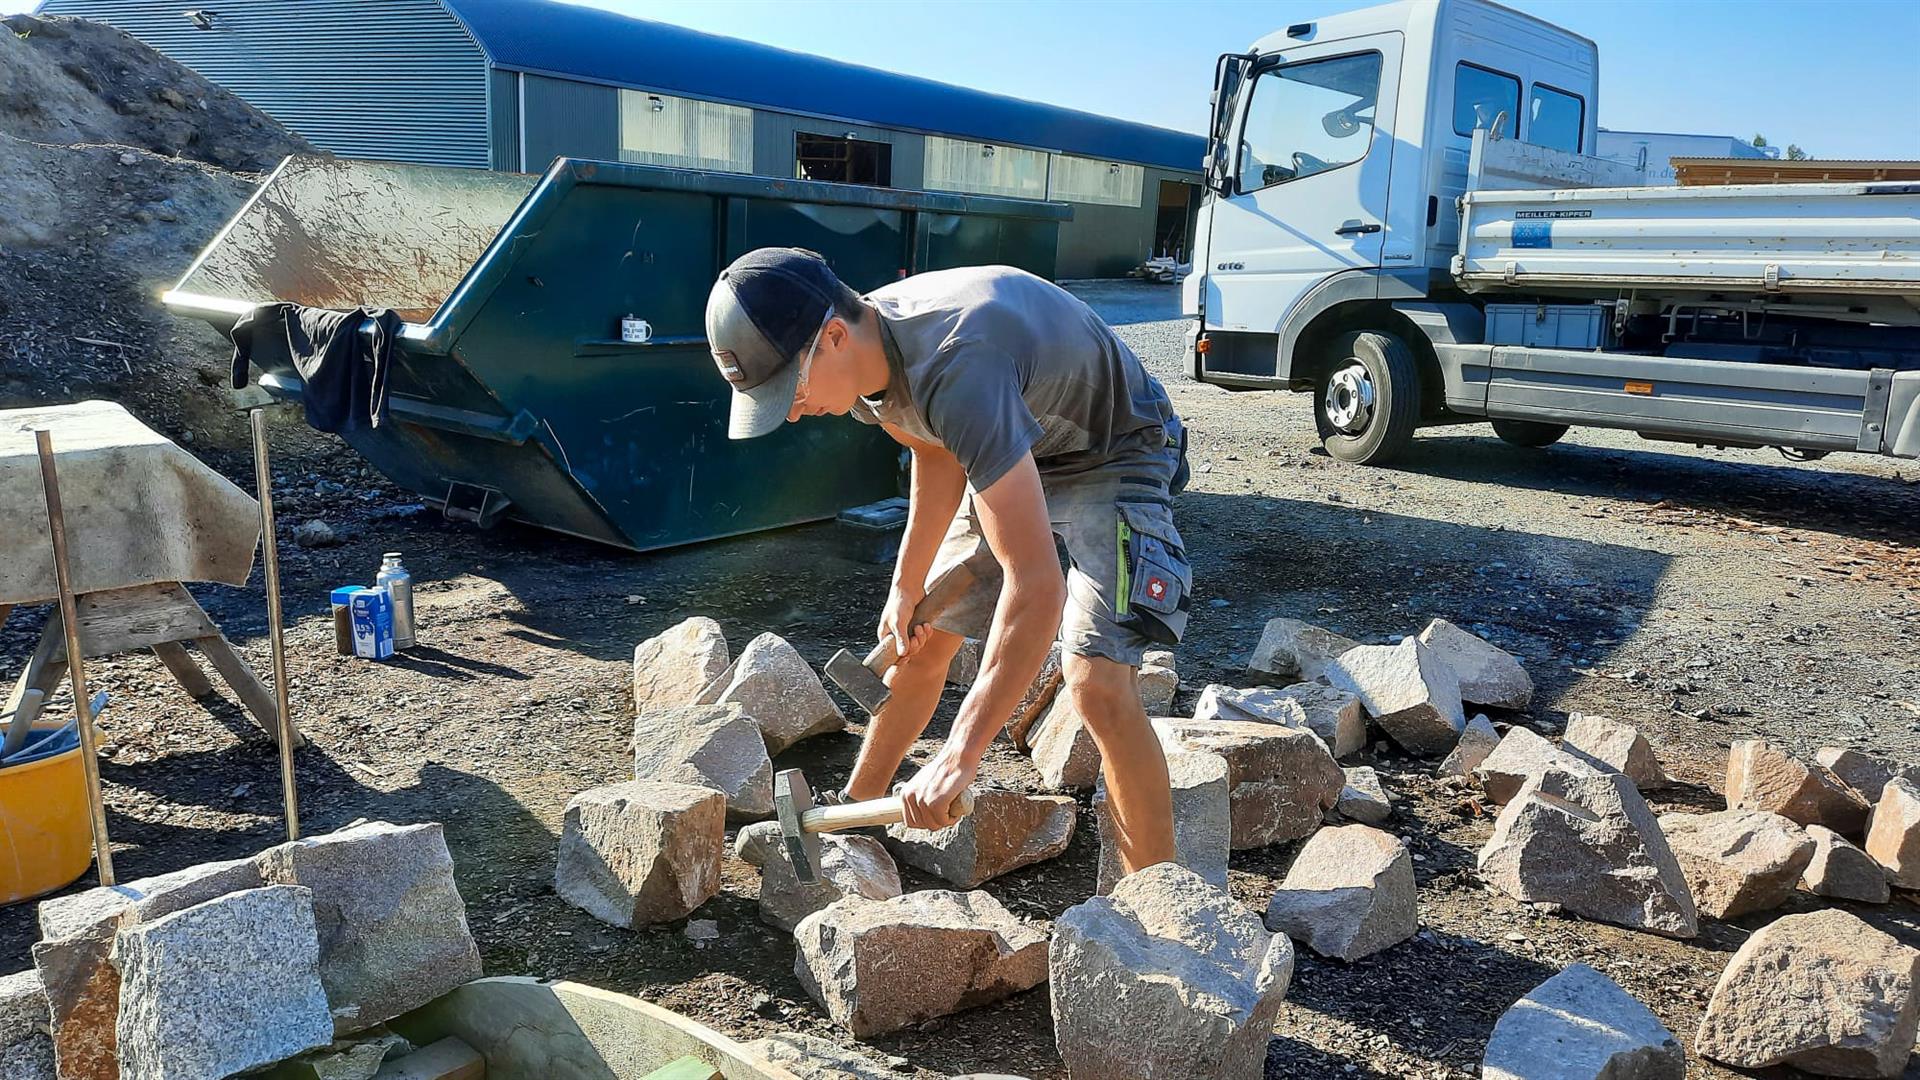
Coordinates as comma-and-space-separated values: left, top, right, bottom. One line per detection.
1065, 652, 1175, 875
843, 627, 966, 801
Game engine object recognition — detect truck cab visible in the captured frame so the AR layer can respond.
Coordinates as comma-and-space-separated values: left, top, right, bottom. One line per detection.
1187, 0, 1920, 465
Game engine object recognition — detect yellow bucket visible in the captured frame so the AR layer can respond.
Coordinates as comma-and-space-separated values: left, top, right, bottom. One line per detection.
0, 730, 94, 906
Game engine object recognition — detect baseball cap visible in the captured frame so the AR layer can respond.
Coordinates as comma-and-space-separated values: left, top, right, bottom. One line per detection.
705, 247, 846, 439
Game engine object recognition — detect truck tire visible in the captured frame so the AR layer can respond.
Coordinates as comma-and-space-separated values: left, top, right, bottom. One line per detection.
1315, 330, 1420, 465
1491, 419, 1569, 448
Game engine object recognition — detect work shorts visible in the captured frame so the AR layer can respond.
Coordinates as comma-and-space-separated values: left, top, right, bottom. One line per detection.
927, 416, 1191, 666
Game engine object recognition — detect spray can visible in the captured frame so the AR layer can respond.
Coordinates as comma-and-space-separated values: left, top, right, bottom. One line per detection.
377, 552, 415, 650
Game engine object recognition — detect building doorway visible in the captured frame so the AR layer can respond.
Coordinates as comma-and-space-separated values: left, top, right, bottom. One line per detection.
1153, 179, 1200, 261
795, 133, 893, 186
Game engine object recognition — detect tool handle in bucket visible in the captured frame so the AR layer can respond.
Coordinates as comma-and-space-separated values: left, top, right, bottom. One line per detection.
860, 558, 985, 675
801, 788, 976, 833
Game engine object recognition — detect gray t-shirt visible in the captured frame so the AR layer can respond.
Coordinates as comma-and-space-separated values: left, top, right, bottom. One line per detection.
851, 266, 1173, 489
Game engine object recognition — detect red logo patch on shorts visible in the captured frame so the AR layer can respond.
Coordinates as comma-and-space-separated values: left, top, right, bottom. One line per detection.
1146, 576, 1168, 602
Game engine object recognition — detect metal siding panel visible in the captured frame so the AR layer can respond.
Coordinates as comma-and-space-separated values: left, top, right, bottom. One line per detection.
37, 0, 489, 167
1055, 165, 1197, 279
519, 74, 618, 171
488, 67, 521, 171
439, 0, 1204, 171
750, 110, 921, 188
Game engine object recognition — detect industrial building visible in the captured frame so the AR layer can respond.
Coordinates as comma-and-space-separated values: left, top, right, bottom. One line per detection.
36, 0, 1206, 278
1595, 129, 1774, 186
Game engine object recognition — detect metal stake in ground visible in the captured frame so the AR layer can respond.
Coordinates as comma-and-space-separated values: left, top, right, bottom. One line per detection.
33, 429, 115, 887
250, 409, 301, 841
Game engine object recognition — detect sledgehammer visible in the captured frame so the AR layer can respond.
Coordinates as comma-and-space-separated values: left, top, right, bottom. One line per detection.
823, 553, 990, 716
774, 768, 974, 884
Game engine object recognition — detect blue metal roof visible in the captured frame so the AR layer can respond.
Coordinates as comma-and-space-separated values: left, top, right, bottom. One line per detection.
438, 0, 1205, 172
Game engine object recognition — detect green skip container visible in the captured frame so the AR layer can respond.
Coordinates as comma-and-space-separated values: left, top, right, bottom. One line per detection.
164, 155, 1070, 551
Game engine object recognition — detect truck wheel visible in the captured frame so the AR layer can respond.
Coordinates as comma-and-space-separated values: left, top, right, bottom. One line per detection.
1316, 330, 1420, 465
1491, 419, 1569, 448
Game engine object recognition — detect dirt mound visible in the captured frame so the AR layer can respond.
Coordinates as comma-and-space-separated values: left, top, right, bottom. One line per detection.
0, 12, 308, 170
0, 13, 320, 459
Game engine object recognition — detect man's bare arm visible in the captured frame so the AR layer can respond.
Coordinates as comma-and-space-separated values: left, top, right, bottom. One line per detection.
897, 453, 1063, 828
880, 422, 967, 655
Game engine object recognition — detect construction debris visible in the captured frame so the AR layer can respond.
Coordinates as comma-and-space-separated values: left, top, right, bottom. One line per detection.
1325, 637, 1465, 756
631, 617, 730, 714
631, 703, 773, 821
735, 822, 902, 933
1263, 825, 1417, 962
1193, 683, 1365, 759
554, 781, 725, 928
1137, 649, 1178, 715
695, 632, 845, 754
0, 969, 53, 1080
1439, 713, 1501, 778
112, 885, 333, 1080
1051, 864, 1293, 1080
255, 822, 484, 1035
1094, 750, 1231, 894
1247, 617, 1356, 682
742, 1032, 899, 1080
1154, 717, 1344, 849
1865, 777, 1920, 888
884, 789, 1076, 888
1561, 714, 1668, 790
1481, 964, 1684, 1080
1477, 769, 1698, 939
1658, 810, 1815, 919
1474, 726, 1598, 804
1336, 766, 1392, 824
1724, 738, 1870, 834
1694, 909, 1919, 1076
1801, 824, 1891, 903
1027, 697, 1101, 791
1415, 618, 1534, 710
793, 891, 1048, 1038
1816, 747, 1918, 804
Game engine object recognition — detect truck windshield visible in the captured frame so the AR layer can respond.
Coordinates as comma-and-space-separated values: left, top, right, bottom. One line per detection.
1237, 51, 1383, 192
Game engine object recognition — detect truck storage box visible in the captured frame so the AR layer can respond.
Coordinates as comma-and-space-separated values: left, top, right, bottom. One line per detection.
164, 156, 1070, 551
1485, 304, 1606, 349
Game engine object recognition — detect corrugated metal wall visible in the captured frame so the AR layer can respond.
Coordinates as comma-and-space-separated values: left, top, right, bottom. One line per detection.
752, 112, 925, 190
519, 74, 618, 172
37, 0, 491, 168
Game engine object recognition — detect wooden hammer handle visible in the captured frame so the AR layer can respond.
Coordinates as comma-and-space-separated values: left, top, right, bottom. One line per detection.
862, 558, 984, 674
800, 788, 976, 833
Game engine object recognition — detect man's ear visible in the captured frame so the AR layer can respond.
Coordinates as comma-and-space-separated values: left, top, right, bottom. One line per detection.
823, 316, 849, 351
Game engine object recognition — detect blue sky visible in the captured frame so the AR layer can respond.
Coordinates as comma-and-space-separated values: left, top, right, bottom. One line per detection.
12, 0, 1916, 158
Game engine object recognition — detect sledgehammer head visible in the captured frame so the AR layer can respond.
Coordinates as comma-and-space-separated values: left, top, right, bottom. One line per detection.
774, 769, 825, 885
825, 647, 891, 715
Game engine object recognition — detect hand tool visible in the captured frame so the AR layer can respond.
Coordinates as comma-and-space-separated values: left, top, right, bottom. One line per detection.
773, 767, 974, 884
34, 429, 114, 886
823, 552, 991, 716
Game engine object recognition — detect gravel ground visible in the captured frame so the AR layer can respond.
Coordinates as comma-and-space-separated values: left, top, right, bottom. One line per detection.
2, 279, 1916, 1079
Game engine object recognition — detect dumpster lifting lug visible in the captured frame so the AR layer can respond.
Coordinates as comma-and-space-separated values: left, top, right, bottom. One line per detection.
441, 481, 511, 529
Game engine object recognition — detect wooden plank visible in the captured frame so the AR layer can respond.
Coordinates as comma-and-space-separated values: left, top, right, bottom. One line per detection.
3, 622, 66, 753
196, 634, 305, 749
639, 1057, 721, 1080
372, 1037, 484, 1080
50, 583, 217, 661
151, 641, 215, 699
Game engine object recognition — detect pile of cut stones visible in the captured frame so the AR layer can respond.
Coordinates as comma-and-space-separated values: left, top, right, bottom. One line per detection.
603, 613, 1919, 1080
0, 821, 486, 1080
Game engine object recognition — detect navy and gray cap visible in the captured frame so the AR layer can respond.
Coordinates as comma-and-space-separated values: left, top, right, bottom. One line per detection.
705, 247, 844, 439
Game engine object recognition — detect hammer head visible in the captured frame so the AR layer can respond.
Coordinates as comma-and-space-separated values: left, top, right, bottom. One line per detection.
825, 648, 891, 715
774, 769, 825, 885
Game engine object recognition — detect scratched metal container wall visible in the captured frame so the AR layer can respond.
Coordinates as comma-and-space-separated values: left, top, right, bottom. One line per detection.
37, 0, 492, 168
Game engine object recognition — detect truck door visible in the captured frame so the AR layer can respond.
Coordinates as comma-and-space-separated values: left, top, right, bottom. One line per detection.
1202, 34, 1402, 370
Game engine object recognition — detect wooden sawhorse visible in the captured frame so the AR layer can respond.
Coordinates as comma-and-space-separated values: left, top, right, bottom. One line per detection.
0, 582, 302, 750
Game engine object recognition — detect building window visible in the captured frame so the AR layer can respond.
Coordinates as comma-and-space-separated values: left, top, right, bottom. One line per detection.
618, 90, 752, 172
795, 133, 892, 186
1527, 84, 1584, 154
1453, 62, 1519, 138
1047, 154, 1143, 207
923, 136, 1048, 199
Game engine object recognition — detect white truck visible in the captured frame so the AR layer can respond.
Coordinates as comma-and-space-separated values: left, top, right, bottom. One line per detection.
1184, 0, 1920, 464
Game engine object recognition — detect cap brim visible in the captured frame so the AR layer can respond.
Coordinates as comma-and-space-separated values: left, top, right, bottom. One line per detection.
726, 359, 803, 439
